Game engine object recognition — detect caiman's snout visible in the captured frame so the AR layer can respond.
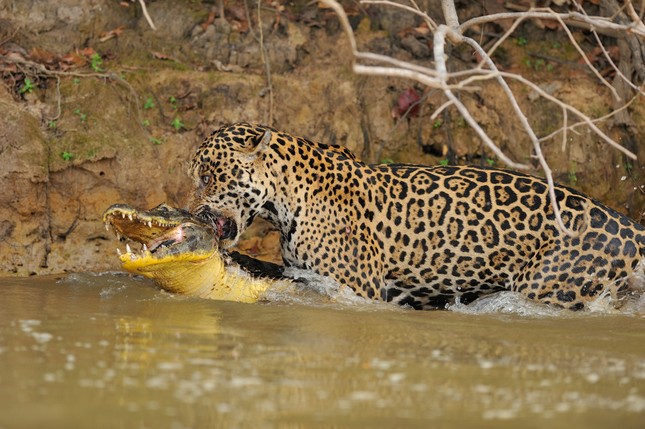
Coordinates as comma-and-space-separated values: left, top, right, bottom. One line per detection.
195, 207, 238, 241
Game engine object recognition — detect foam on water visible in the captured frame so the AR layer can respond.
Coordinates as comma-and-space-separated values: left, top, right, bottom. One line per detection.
447, 291, 567, 317
276, 268, 645, 317
270, 267, 400, 311
450, 288, 645, 318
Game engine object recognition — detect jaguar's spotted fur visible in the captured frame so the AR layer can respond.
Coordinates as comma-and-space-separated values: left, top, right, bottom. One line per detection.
189, 122, 645, 310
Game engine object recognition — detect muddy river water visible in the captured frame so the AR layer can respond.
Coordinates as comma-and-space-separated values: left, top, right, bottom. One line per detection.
1, 273, 644, 428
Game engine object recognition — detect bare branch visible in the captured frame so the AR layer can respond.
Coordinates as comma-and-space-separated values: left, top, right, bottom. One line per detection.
574, 2, 645, 96
453, 69, 637, 160
625, 1, 645, 31
430, 99, 454, 120
360, 0, 438, 31
322, 0, 644, 236
138, 0, 157, 31
440, 0, 460, 28
459, 10, 645, 38
483, 15, 529, 67
243, 0, 274, 125
551, 12, 620, 100
539, 92, 642, 145
434, 25, 529, 169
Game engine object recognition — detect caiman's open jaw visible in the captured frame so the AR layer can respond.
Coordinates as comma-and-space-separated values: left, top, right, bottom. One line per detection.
102, 203, 218, 270
102, 202, 291, 302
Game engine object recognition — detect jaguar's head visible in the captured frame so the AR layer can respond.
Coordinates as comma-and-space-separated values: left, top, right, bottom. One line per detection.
189, 122, 276, 248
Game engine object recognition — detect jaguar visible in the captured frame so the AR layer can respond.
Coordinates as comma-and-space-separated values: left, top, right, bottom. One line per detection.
189, 122, 645, 310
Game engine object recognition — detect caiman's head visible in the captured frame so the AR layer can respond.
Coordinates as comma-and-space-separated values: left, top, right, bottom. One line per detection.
102, 203, 273, 302
103, 203, 218, 271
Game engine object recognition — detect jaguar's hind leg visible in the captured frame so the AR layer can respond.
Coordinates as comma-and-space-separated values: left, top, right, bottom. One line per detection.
511, 239, 606, 310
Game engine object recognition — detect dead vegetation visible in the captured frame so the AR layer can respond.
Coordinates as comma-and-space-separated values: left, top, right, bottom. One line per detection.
322, 0, 645, 235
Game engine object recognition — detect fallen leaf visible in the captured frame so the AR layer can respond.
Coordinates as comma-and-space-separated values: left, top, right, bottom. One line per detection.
201, 10, 217, 30
0, 61, 18, 73
78, 47, 96, 57
230, 20, 249, 33
397, 22, 432, 53
151, 51, 176, 61
269, 0, 285, 13
29, 47, 58, 64
61, 52, 87, 68
581, 45, 620, 66
413, 22, 430, 36
225, 4, 249, 33
226, 4, 247, 22
392, 87, 422, 119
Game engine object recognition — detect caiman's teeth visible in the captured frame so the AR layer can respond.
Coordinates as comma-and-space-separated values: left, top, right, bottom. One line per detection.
116, 248, 122, 256
105, 222, 110, 231
126, 243, 132, 254
147, 221, 152, 228
121, 213, 126, 218
116, 232, 121, 241
141, 244, 151, 259
128, 214, 133, 221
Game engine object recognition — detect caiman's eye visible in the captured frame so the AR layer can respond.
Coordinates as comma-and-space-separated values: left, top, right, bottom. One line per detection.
200, 174, 212, 186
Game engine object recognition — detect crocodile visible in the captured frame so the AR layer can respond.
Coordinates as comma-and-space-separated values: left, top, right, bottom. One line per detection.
102, 203, 291, 302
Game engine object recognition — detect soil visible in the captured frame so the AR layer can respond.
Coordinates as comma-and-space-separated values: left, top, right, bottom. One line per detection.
1, 0, 644, 276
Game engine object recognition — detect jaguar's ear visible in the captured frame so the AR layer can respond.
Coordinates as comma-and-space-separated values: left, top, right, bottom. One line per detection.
244, 130, 272, 160
255, 130, 272, 151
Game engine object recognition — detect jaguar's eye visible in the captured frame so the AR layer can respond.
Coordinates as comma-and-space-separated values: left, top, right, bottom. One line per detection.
200, 174, 212, 186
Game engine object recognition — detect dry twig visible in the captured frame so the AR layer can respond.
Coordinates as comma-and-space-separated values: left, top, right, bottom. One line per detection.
244, 0, 274, 125
138, 0, 157, 31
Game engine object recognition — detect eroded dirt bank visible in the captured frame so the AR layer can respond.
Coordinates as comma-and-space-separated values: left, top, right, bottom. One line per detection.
1, 0, 644, 275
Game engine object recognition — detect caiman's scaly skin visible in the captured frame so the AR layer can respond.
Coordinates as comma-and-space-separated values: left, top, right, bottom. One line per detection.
102, 203, 290, 302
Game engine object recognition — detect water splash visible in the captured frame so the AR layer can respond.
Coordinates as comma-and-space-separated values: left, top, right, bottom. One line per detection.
447, 292, 566, 317
85, 265, 645, 316
269, 268, 398, 311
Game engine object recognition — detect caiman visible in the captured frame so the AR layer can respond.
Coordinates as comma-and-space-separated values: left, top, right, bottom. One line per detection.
102, 203, 292, 302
